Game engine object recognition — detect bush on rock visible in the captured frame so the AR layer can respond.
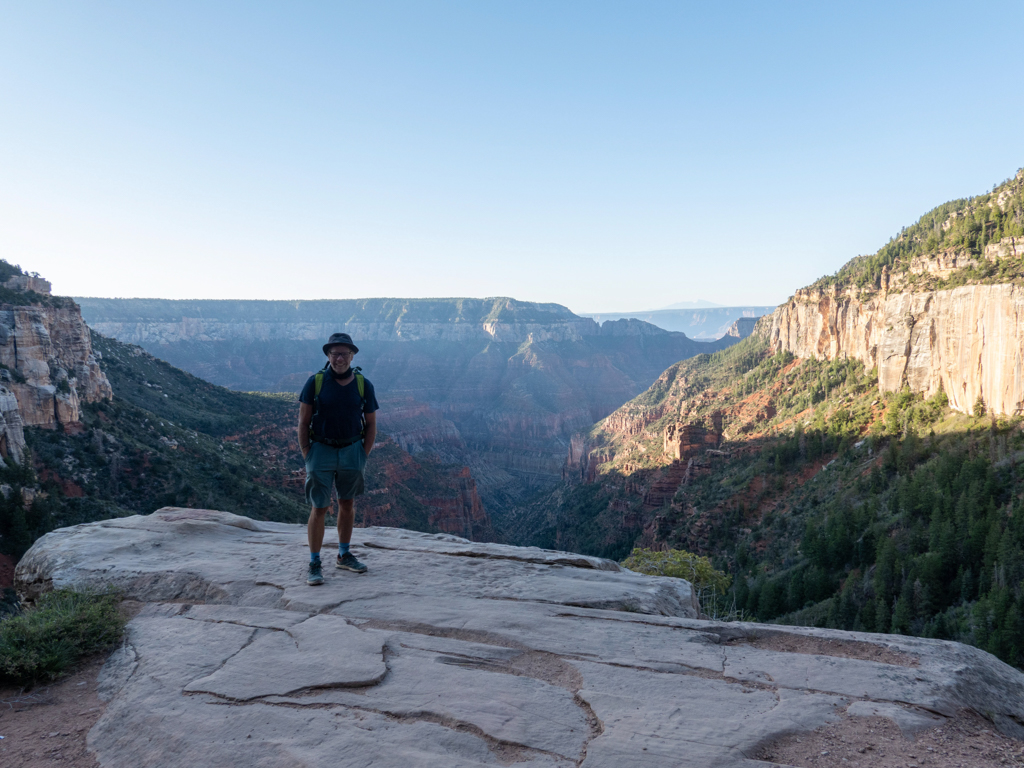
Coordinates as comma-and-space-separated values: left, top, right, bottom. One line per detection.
0, 589, 125, 684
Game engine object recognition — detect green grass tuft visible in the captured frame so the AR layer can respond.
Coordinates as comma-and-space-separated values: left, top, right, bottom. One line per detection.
0, 589, 125, 684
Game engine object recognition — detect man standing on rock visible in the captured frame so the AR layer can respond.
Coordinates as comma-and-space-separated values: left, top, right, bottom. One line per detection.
298, 332, 379, 585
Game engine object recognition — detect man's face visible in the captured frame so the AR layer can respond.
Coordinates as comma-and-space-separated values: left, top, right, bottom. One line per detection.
327, 346, 354, 375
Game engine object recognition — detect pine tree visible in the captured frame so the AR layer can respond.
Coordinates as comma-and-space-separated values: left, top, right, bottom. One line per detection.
892, 593, 912, 634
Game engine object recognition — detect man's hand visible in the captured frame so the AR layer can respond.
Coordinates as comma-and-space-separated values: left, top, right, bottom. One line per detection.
298, 402, 314, 461
363, 412, 377, 457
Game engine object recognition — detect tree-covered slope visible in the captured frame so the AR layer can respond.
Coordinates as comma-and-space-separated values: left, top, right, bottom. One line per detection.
527, 331, 1024, 669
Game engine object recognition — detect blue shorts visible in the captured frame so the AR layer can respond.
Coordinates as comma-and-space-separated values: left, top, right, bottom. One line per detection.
304, 440, 367, 507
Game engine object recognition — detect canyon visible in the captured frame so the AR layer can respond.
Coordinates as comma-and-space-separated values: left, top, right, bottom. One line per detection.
500, 167, 1024, 680
0, 271, 506, 558
8, 172, 1024, 767
77, 297, 739, 520
85, 331, 498, 544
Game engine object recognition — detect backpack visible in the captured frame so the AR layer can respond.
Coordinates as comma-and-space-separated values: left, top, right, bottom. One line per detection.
311, 365, 367, 439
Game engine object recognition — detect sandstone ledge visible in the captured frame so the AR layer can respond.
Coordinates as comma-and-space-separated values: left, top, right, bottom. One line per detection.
14, 508, 1024, 768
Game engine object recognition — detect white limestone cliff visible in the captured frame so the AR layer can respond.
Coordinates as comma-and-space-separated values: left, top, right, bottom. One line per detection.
0, 287, 112, 461
765, 246, 1024, 416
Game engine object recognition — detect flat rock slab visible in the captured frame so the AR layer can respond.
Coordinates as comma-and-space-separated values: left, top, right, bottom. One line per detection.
15, 507, 1024, 767
185, 613, 387, 700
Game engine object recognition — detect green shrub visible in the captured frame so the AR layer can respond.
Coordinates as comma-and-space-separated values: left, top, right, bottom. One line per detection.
623, 547, 736, 619
0, 588, 125, 683
622, 547, 732, 594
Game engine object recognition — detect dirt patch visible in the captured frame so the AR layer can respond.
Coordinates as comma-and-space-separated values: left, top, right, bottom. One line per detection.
727, 633, 918, 667
0, 655, 108, 768
756, 709, 1024, 768
362, 618, 527, 650
0, 600, 139, 767
432, 648, 585, 692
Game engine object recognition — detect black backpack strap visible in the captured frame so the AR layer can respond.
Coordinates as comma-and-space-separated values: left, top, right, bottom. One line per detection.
352, 367, 367, 436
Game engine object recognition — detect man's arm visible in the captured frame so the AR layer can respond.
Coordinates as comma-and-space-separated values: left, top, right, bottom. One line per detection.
298, 401, 313, 459
363, 411, 377, 456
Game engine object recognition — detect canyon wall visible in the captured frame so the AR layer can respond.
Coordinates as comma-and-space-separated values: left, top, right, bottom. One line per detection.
765, 278, 1024, 416
0, 280, 111, 460
78, 297, 595, 347
78, 298, 738, 515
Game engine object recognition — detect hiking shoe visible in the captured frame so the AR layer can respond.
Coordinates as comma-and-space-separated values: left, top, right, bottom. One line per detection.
337, 552, 368, 573
306, 559, 324, 585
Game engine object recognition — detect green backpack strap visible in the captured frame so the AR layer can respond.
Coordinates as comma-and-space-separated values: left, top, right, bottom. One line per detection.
313, 365, 329, 412
315, 366, 363, 405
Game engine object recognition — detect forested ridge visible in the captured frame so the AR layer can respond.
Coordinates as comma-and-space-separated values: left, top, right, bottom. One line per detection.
541, 332, 1024, 669
814, 168, 1024, 291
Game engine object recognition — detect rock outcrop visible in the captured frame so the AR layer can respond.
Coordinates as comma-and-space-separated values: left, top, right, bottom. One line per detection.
15, 508, 1024, 767
4, 275, 52, 294
727, 316, 758, 338
663, 412, 723, 460
0, 285, 111, 460
765, 278, 1024, 416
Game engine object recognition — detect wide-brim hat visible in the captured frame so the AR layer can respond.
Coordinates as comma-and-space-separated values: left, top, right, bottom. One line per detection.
323, 332, 359, 355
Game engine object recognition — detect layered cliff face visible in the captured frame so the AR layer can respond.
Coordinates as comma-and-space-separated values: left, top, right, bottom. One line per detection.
765, 241, 1024, 417
0, 276, 111, 461
78, 296, 596, 347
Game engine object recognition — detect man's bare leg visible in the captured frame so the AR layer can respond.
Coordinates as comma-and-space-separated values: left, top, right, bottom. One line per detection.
308, 506, 330, 555
336, 498, 367, 572
337, 498, 354, 544
306, 506, 330, 584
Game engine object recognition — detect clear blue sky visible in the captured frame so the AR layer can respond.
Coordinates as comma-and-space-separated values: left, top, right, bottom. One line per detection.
1, 2, 1022, 312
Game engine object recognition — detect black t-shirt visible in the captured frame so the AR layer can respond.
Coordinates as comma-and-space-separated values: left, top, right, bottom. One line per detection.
300, 369, 380, 441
